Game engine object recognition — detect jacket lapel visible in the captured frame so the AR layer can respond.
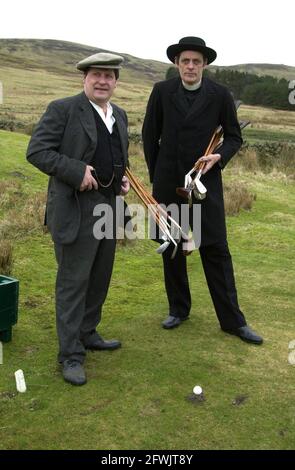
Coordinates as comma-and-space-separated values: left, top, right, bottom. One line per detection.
77, 93, 128, 165
185, 78, 216, 121
170, 80, 190, 117
77, 92, 97, 147
112, 106, 128, 165
170, 77, 216, 121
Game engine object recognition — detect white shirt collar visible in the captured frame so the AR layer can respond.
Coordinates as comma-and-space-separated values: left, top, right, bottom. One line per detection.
89, 100, 115, 134
182, 79, 202, 91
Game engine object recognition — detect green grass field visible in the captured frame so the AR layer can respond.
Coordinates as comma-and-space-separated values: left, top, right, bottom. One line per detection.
0, 129, 294, 450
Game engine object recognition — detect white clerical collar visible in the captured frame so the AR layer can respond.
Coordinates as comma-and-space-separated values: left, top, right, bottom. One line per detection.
89, 100, 115, 134
182, 79, 202, 91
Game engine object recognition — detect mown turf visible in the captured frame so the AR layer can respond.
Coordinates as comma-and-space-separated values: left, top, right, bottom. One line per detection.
0, 130, 294, 450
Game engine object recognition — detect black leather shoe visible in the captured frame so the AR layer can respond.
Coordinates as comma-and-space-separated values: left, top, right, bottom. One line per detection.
62, 360, 87, 386
222, 325, 263, 345
84, 336, 121, 351
162, 315, 189, 329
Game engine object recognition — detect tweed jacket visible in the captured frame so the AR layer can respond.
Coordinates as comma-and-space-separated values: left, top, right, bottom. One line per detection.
27, 92, 129, 245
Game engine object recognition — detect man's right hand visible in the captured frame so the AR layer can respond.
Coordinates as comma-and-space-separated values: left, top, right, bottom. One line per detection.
79, 165, 99, 191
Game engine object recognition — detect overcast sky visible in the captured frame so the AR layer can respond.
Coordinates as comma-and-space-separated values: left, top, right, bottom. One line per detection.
1, 0, 294, 67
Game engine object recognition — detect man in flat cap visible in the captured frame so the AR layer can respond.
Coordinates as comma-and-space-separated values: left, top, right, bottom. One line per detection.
27, 52, 130, 385
142, 37, 263, 344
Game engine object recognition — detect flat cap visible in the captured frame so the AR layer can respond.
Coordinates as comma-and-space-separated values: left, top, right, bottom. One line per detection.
76, 52, 124, 71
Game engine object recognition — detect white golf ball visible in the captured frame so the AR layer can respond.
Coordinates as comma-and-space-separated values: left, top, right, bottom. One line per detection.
193, 385, 202, 395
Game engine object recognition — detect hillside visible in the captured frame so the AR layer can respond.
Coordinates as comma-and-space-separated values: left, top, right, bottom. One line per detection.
0, 38, 295, 139
0, 38, 169, 133
210, 63, 295, 81
0, 38, 168, 81
2, 38, 294, 81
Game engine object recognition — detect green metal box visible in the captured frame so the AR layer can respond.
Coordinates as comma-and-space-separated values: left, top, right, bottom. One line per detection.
0, 275, 19, 342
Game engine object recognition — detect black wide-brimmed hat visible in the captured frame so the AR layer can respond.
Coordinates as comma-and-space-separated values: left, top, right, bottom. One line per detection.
166, 37, 217, 64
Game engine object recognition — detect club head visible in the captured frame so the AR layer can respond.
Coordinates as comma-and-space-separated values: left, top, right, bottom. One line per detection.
176, 187, 191, 199
156, 240, 170, 254
184, 173, 193, 188
193, 179, 207, 200
182, 237, 197, 256
193, 189, 206, 200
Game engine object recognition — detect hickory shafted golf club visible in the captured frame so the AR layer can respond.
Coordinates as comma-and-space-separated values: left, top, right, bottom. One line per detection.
176, 126, 223, 204
125, 168, 188, 258
176, 100, 248, 204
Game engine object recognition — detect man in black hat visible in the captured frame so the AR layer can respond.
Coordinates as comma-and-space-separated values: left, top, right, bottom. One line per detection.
27, 52, 130, 385
142, 37, 263, 344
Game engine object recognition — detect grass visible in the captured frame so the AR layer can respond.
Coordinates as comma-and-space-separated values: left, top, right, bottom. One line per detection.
243, 127, 295, 143
238, 105, 295, 136
0, 240, 13, 275
0, 129, 295, 449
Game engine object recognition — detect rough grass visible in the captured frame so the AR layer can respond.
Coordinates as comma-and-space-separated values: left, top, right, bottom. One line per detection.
0, 191, 46, 240
223, 181, 256, 216
0, 240, 13, 275
231, 145, 295, 177
0, 130, 295, 450
243, 128, 295, 143
238, 105, 295, 134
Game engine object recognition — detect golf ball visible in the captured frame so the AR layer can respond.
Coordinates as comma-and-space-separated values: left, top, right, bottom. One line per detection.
193, 385, 202, 395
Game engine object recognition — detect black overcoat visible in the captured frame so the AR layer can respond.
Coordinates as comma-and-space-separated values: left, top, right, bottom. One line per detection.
142, 76, 242, 245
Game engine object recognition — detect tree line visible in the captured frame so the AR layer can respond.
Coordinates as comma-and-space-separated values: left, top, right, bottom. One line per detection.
166, 67, 294, 111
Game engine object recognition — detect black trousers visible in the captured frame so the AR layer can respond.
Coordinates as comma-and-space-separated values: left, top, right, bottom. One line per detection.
162, 240, 246, 330
54, 190, 116, 364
